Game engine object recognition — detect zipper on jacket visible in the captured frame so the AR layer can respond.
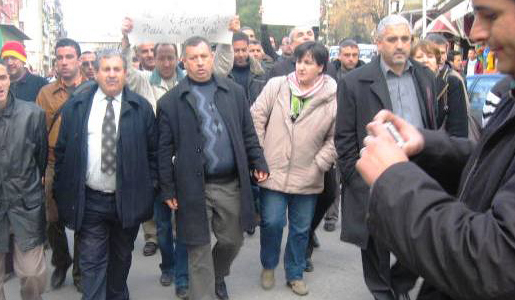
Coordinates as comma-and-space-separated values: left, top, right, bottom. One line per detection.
457, 158, 478, 201
283, 122, 295, 190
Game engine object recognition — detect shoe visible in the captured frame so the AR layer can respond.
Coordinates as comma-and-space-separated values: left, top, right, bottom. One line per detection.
51, 266, 69, 289
74, 280, 83, 293
175, 286, 189, 299
323, 222, 336, 232
215, 279, 229, 300
312, 233, 320, 248
245, 227, 255, 235
160, 271, 173, 286
304, 258, 314, 272
143, 241, 157, 256
287, 280, 309, 296
260, 269, 275, 290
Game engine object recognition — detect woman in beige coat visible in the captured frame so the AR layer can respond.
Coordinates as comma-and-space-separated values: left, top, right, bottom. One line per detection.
250, 41, 337, 296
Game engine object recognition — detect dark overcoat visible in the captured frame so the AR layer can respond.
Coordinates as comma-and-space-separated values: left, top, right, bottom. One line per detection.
335, 56, 437, 249
54, 84, 157, 231
157, 75, 268, 246
368, 89, 515, 300
0, 94, 47, 252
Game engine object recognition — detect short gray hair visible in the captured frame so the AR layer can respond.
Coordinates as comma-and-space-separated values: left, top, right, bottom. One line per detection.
94, 48, 127, 71
376, 15, 412, 40
289, 26, 313, 43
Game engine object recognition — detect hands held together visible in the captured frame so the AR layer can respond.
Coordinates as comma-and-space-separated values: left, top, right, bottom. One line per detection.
356, 110, 425, 186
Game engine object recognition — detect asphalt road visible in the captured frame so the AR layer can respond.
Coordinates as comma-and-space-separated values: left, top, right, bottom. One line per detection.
4, 222, 375, 300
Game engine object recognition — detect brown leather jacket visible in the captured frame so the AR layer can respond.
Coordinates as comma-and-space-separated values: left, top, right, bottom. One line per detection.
36, 75, 88, 164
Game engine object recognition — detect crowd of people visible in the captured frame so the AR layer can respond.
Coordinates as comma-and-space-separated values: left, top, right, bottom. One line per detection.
1, 0, 515, 299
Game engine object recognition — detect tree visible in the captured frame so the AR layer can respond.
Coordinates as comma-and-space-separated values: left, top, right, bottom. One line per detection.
326, 0, 388, 44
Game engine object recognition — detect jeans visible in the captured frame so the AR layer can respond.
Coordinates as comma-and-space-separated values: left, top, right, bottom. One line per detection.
259, 188, 317, 281
154, 200, 189, 288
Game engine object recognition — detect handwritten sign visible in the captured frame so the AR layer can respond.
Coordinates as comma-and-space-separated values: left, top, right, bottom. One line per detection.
128, 0, 235, 44
262, 0, 320, 27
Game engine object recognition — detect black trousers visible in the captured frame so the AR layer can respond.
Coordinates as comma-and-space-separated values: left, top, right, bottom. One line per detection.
361, 237, 418, 300
306, 167, 339, 259
47, 220, 81, 283
79, 188, 139, 300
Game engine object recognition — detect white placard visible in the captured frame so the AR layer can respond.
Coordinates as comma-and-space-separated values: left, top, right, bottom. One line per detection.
128, 0, 236, 44
262, 0, 320, 27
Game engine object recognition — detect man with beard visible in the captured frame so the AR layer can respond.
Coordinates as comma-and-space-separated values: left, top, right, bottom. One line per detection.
335, 15, 437, 300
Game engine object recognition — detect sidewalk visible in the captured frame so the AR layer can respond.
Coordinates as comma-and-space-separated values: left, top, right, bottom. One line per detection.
5, 223, 372, 299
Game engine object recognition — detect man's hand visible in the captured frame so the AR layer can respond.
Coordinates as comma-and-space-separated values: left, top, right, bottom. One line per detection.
164, 198, 178, 210
356, 121, 409, 186
372, 110, 425, 157
122, 17, 134, 37
229, 15, 241, 33
253, 170, 269, 183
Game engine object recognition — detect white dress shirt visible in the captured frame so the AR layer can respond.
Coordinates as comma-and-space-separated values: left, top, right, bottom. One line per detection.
467, 59, 477, 77
86, 89, 122, 192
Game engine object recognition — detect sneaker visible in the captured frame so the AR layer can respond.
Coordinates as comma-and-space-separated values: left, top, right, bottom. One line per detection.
143, 241, 158, 256
287, 280, 309, 296
159, 271, 173, 286
323, 222, 336, 232
175, 285, 189, 299
260, 269, 275, 290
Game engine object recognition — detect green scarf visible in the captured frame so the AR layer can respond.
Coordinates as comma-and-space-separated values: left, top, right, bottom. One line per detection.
291, 94, 310, 120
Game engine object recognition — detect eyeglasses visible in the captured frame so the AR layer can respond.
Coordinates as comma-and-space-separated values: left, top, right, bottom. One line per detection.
81, 61, 94, 67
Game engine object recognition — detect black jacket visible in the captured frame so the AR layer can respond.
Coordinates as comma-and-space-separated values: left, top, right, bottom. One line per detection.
0, 94, 47, 252
157, 75, 268, 246
436, 65, 469, 137
368, 90, 515, 300
267, 56, 338, 81
11, 71, 48, 102
229, 57, 267, 105
332, 59, 366, 81
54, 84, 157, 231
335, 56, 437, 249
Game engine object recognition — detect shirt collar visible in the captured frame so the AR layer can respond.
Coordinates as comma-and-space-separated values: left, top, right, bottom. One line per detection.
380, 56, 413, 77
95, 88, 122, 103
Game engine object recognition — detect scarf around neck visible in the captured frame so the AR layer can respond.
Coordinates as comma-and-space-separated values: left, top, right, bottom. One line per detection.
287, 72, 326, 120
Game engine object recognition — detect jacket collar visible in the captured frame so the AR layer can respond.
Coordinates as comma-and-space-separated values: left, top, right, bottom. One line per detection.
149, 66, 186, 87
0, 92, 15, 117
177, 74, 229, 98
49, 73, 88, 95
72, 83, 140, 108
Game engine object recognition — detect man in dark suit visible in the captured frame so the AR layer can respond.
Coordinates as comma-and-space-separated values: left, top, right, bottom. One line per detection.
157, 36, 268, 300
335, 15, 437, 300
54, 49, 157, 300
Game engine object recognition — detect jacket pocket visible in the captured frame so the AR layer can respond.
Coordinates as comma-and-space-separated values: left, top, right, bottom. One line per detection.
22, 191, 44, 210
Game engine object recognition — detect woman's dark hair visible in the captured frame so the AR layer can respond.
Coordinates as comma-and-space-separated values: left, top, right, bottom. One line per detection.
294, 41, 328, 73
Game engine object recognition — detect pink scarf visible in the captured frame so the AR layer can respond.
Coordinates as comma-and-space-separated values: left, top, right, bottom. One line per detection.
287, 72, 326, 99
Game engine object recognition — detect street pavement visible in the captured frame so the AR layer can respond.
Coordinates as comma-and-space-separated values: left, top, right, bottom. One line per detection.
5, 222, 375, 300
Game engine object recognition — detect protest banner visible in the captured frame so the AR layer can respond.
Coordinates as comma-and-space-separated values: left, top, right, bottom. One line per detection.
262, 0, 320, 27
128, 0, 235, 44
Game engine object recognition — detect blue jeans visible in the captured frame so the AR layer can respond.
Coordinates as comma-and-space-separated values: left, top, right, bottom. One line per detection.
259, 188, 317, 281
154, 200, 189, 288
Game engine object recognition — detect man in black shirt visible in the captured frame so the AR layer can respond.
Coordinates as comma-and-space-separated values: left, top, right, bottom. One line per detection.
230, 32, 267, 105
1, 41, 48, 102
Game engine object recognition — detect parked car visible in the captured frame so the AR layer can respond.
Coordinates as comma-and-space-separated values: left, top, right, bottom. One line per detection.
357, 44, 377, 64
466, 74, 505, 125
329, 45, 340, 61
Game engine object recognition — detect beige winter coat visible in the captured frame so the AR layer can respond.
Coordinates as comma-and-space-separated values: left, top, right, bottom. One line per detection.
251, 75, 337, 194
